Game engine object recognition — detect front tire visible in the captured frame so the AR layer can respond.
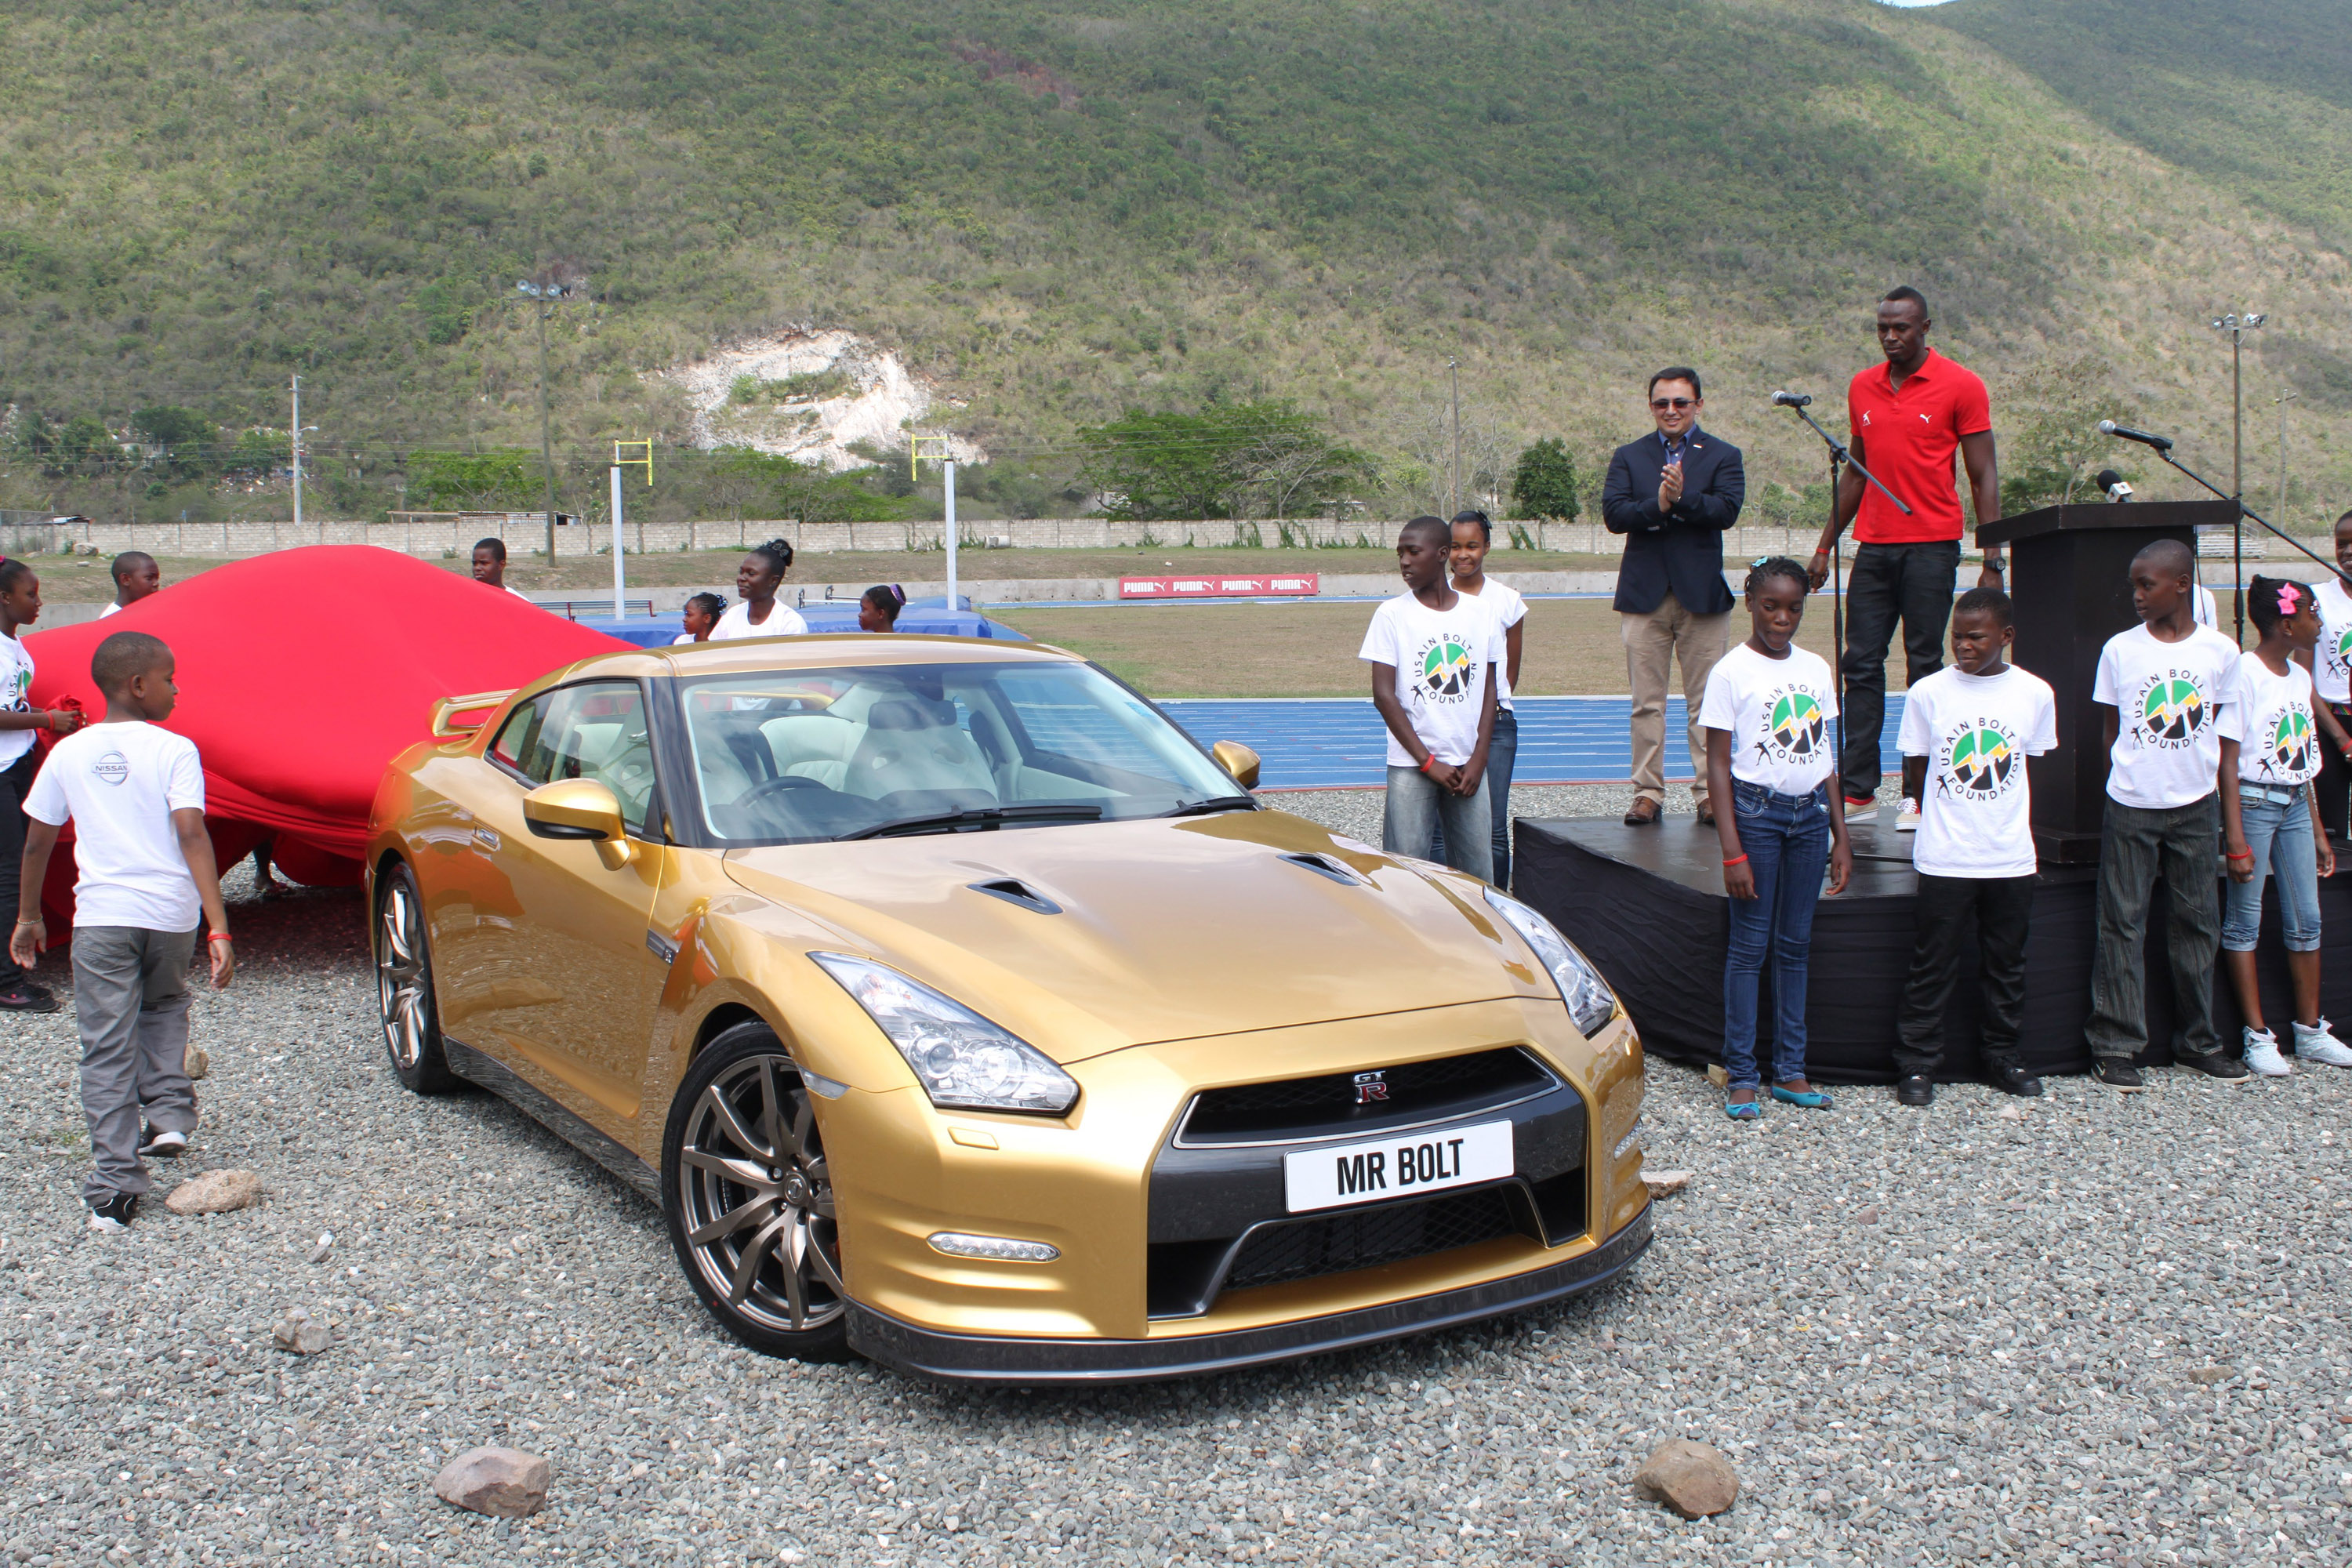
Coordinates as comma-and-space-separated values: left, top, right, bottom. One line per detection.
662, 1021, 853, 1362
375, 862, 458, 1094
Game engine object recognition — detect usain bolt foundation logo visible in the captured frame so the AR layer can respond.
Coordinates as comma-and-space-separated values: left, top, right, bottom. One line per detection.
2333, 626, 2352, 680
1415, 636, 1476, 701
1942, 720, 2020, 800
2270, 706, 2316, 777
1760, 688, 1826, 763
2134, 674, 2209, 750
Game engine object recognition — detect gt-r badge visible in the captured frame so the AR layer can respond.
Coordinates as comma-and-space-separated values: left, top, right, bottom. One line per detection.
1352, 1071, 1390, 1105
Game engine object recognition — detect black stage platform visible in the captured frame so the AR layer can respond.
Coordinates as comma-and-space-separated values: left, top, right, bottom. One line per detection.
1515, 814, 2352, 1084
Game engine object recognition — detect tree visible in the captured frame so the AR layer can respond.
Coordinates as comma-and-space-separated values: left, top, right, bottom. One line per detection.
1080, 401, 1370, 521
406, 449, 543, 511
132, 405, 217, 476
1512, 438, 1581, 521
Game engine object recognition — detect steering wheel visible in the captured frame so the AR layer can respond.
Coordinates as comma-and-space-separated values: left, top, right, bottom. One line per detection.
735, 774, 829, 809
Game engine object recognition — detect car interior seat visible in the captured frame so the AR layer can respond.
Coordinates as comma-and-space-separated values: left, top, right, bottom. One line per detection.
842, 697, 996, 800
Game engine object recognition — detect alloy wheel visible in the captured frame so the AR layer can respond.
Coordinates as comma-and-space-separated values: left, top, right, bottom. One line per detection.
675, 1054, 845, 1333
376, 873, 430, 1071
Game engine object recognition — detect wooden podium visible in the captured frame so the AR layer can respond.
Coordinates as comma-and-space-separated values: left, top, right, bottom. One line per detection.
1976, 500, 2238, 864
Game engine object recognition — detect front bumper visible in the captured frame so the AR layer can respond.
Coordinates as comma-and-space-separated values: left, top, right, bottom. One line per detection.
844, 1199, 1651, 1385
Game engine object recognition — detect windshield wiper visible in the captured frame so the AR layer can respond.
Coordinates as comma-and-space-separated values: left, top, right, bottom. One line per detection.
1161, 795, 1259, 818
840, 804, 1105, 841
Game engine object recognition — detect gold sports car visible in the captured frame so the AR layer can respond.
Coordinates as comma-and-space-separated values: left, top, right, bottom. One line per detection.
367, 635, 1651, 1382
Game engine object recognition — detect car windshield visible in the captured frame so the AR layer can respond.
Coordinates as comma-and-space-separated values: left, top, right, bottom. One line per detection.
679, 660, 1250, 843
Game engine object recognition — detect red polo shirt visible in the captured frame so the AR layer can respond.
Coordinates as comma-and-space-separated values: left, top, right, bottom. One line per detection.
1846, 348, 1991, 545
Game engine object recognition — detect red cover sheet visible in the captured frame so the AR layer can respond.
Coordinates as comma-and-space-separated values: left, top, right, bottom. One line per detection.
23, 546, 631, 924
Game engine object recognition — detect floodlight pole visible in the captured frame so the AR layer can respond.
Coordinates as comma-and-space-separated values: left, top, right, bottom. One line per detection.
536, 303, 558, 561
1447, 358, 1461, 518
2209, 310, 2266, 644
911, 434, 960, 611
289, 376, 303, 530
611, 439, 652, 620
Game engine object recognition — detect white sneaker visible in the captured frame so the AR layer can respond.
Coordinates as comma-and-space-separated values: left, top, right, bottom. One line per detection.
1895, 797, 1921, 833
2241, 1028, 2292, 1077
136, 1127, 187, 1157
2290, 1018, 2352, 1067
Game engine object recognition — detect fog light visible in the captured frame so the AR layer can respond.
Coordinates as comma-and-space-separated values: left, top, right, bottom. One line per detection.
1610, 1122, 1642, 1161
927, 1232, 1059, 1263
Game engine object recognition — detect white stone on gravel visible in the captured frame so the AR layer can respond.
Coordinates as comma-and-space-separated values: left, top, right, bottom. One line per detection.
1642, 1169, 1693, 1197
433, 1445, 550, 1518
183, 1044, 209, 1081
271, 1307, 332, 1356
162, 1168, 262, 1216
1635, 1437, 1740, 1517
1, 834, 2347, 1567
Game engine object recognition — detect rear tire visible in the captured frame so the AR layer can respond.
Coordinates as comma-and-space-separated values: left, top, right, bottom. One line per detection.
374, 862, 458, 1094
662, 1021, 854, 1363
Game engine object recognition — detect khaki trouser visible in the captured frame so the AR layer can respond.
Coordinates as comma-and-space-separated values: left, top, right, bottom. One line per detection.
1621, 593, 1731, 806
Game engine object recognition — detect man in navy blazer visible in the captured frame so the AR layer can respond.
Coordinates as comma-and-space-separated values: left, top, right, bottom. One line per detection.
1602, 367, 1746, 826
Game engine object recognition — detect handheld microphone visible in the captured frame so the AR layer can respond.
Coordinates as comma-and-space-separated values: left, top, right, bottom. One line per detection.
2097, 419, 2174, 452
2093, 468, 2133, 503
1771, 390, 1813, 408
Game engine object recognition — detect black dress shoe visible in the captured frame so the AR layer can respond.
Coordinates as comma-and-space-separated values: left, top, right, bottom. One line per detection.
1895, 1075, 1933, 1106
1623, 798, 1661, 826
1696, 800, 1715, 827
1988, 1062, 2044, 1098
2177, 1051, 2251, 1081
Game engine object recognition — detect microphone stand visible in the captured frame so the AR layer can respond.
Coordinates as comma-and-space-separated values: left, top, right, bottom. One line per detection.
1782, 402, 1913, 790
2134, 445, 2350, 607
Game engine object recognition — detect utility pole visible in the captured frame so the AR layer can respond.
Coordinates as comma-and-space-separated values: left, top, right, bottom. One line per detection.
2209, 311, 2267, 644
2275, 390, 2296, 521
517, 267, 583, 561
911, 434, 960, 612
290, 376, 303, 530
1447, 358, 1461, 518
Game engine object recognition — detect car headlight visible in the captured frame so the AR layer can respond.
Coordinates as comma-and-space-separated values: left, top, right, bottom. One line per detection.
1481, 888, 1621, 1038
810, 953, 1080, 1115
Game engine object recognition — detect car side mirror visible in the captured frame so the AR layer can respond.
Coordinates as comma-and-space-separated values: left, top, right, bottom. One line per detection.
523, 779, 636, 869
1210, 740, 1261, 791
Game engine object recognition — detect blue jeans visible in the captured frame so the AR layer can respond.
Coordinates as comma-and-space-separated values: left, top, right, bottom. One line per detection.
1428, 707, 1518, 888
1722, 779, 1831, 1090
2223, 786, 2321, 953
1384, 767, 1494, 883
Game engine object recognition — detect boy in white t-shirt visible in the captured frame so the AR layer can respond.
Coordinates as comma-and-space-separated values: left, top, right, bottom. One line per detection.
10, 632, 235, 1231
2085, 539, 2249, 1089
2299, 509, 2352, 840
1892, 589, 2058, 1105
1359, 517, 1504, 882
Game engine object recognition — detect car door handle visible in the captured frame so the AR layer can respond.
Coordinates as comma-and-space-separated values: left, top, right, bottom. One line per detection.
473, 828, 503, 852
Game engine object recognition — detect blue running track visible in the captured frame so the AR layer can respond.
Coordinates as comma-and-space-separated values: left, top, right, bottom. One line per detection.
1157, 695, 1908, 790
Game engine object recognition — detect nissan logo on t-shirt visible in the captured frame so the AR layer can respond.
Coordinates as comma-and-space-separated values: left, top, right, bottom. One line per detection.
93, 751, 131, 786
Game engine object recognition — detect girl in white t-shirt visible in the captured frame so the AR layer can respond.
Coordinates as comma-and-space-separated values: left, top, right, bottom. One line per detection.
2299, 510, 2352, 840
2219, 577, 2352, 1073
0, 558, 89, 1012
1697, 557, 1853, 1120
1446, 511, 1527, 886
710, 538, 810, 641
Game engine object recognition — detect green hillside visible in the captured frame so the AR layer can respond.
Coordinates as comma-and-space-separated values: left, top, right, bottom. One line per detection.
2, 0, 2347, 525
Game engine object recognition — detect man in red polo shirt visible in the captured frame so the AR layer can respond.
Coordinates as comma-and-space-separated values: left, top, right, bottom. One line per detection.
1808, 285, 2003, 826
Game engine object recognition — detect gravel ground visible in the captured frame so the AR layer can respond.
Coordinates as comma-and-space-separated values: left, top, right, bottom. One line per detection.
4, 848, 2349, 1567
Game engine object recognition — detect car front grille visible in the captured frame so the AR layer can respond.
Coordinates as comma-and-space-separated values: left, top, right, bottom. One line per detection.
1221, 1185, 1525, 1294
1178, 1047, 1556, 1145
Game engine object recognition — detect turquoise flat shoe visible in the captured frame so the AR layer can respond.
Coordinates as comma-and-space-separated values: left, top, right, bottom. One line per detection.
1724, 1097, 1763, 1120
1769, 1084, 1834, 1109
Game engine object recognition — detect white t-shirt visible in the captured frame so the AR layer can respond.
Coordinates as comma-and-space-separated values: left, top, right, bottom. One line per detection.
22, 721, 206, 931
505, 585, 535, 604
711, 601, 809, 641
2191, 584, 2217, 630
2314, 575, 2352, 705
1357, 590, 1508, 768
98, 602, 121, 619
1898, 664, 2058, 880
0, 633, 34, 769
1697, 642, 1839, 796
2220, 652, 2321, 788
671, 633, 697, 646
1454, 579, 1527, 711
2092, 622, 2241, 809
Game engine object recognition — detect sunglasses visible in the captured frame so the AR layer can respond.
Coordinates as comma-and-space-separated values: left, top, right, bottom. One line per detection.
1650, 397, 1696, 411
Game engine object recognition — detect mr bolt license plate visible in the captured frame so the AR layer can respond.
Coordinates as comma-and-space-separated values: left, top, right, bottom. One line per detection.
1283, 1120, 1515, 1214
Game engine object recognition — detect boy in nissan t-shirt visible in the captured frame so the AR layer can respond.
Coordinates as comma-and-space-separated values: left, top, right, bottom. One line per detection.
9, 632, 235, 1231
1893, 589, 2057, 1106
2084, 540, 2248, 1090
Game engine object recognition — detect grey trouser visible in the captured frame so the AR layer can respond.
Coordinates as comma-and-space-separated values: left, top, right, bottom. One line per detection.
1622, 594, 1730, 807
2086, 796, 2222, 1063
74, 925, 198, 1204
1384, 766, 1494, 883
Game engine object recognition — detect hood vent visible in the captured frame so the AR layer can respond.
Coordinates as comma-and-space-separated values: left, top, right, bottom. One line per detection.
967, 878, 1062, 915
1279, 852, 1362, 887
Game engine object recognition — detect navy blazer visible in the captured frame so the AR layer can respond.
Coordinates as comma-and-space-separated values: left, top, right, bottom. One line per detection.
1602, 427, 1744, 616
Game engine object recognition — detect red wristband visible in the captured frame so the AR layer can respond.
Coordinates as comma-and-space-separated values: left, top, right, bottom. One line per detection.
207, 932, 234, 942
1722, 854, 1749, 868
1420, 755, 1439, 774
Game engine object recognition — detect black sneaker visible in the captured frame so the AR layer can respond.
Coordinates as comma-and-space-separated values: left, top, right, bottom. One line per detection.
2093, 1058, 2147, 1092
1989, 1062, 2044, 1098
136, 1127, 188, 1157
0, 983, 60, 1013
88, 1192, 137, 1231
1895, 1075, 1934, 1107
2177, 1051, 2252, 1082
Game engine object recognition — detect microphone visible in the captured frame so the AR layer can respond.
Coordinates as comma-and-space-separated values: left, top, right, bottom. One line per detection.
2097, 419, 2174, 452
2093, 468, 2133, 503
1771, 390, 1813, 408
